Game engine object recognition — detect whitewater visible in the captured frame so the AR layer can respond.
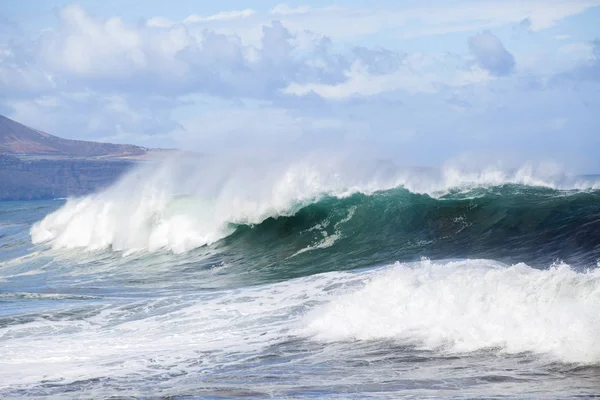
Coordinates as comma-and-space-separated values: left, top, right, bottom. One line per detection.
1, 153, 600, 398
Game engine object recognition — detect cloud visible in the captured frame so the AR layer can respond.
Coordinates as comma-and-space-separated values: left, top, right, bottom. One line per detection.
550, 38, 600, 83
147, 9, 257, 27
512, 17, 533, 37
6, 92, 182, 146
284, 61, 437, 99
146, 16, 176, 28
11, 5, 352, 100
468, 31, 516, 76
270, 5, 310, 16
1, 2, 593, 102
260, 20, 293, 65
260, 0, 600, 42
24, 6, 281, 97
140, 1, 600, 46
184, 9, 256, 23
0, 2, 599, 172
0, 39, 57, 96
0, 15, 22, 40
172, 107, 368, 152
519, 17, 533, 30
0, 61, 56, 97
351, 47, 406, 75
283, 53, 492, 100
8, 4, 448, 102
554, 34, 571, 40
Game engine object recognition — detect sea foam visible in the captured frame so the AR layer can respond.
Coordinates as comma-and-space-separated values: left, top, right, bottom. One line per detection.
1, 258, 598, 392
303, 259, 600, 364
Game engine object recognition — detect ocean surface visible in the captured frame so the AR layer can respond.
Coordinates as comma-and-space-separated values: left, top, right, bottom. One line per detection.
1, 156, 600, 399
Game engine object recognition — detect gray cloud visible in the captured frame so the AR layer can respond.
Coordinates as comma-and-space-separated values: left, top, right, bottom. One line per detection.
0, 5, 404, 143
468, 31, 515, 76
5, 6, 352, 100
351, 47, 405, 75
7, 92, 183, 146
516, 17, 532, 33
0, 5, 416, 104
549, 38, 600, 85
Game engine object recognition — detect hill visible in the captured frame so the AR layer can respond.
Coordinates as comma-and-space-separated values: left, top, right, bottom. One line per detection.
0, 115, 147, 158
0, 115, 162, 200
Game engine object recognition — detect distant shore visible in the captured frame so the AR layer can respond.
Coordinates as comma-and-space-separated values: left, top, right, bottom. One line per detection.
0, 154, 136, 201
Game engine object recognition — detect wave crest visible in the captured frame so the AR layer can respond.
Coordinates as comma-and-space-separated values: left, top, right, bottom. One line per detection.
30, 154, 600, 253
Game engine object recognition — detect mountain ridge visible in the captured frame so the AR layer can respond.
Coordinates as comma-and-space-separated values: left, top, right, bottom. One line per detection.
0, 115, 148, 158
0, 115, 161, 200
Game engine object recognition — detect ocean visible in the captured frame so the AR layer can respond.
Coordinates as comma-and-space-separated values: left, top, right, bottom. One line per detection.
1, 155, 599, 399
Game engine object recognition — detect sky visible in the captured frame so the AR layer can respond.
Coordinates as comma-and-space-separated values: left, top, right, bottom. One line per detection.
1, 1, 599, 170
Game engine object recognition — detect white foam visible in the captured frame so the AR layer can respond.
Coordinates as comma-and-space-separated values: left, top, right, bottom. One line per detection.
302, 259, 600, 364
292, 205, 357, 257
1, 259, 599, 392
0, 270, 349, 389
30, 153, 600, 253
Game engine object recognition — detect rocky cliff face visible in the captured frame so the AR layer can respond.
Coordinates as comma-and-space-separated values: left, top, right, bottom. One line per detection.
0, 115, 161, 201
0, 153, 135, 201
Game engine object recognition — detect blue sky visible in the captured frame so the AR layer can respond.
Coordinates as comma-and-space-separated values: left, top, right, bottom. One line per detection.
1, 1, 599, 170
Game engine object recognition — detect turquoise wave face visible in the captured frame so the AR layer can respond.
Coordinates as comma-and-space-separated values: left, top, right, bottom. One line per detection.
14, 185, 600, 287
212, 185, 600, 283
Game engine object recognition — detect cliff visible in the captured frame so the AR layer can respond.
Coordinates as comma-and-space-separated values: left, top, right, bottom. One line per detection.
0, 154, 135, 201
0, 115, 160, 201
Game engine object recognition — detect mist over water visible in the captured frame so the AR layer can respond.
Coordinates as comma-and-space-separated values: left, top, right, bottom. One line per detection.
2, 152, 600, 398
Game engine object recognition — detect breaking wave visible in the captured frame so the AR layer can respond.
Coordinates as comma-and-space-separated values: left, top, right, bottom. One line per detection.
303, 259, 600, 364
30, 154, 600, 265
